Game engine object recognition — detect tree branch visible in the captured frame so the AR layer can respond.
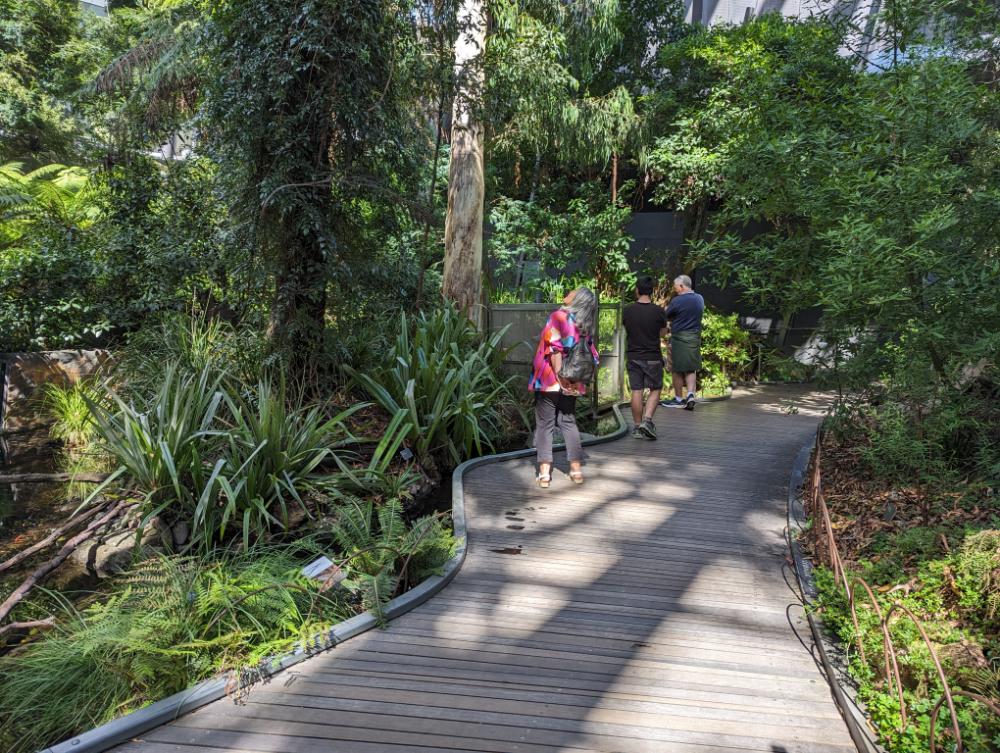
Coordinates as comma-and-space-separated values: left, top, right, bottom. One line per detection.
0, 500, 131, 624
0, 500, 111, 575
0, 617, 56, 637
0, 472, 110, 484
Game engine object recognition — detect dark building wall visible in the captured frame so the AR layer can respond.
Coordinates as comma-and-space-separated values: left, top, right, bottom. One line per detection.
624, 211, 822, 348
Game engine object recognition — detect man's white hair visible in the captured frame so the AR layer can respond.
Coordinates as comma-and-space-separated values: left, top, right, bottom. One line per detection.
674, 274, 693, 289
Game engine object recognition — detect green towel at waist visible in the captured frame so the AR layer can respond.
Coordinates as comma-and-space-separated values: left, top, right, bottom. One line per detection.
670, 330, 702, 373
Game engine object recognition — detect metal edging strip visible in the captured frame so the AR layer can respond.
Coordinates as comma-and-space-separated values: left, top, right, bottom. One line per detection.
42, 403, 628, 753
786, 439, 884, 753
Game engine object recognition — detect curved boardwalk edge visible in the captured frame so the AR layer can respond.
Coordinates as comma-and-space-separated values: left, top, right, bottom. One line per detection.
43, 407, 629, 753
787, 438, 881, 753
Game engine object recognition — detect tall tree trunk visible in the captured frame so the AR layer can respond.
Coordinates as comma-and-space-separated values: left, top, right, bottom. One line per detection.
416, 91, 447, 311
443, 0, 487, 329
266, 206, 328, 383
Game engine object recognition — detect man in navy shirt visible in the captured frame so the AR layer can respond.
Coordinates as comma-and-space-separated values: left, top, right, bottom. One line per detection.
663, 275, 705, 411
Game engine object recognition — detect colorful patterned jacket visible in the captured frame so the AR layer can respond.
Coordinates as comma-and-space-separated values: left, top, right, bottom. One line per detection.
528, 308, 600, 393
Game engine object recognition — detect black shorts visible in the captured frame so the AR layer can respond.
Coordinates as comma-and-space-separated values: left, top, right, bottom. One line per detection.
627, 359, 664, 391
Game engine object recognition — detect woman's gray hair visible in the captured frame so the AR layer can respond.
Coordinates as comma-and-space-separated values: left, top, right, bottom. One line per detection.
564, 287, 597, 336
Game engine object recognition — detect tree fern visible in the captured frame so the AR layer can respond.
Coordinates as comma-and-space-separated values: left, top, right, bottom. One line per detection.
330, 497, 458, 618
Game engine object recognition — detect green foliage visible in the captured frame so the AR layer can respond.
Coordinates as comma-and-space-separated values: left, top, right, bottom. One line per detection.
95, 157, 245, 335
0, 162, 108, 349
214, 380, 365, 551
852, 387, 1000, 487
649, 12, 1000, 485
88, 365, 365, 552
955, 530, 1000, 620
0, 0, 113, 165
87, 364, 226, 529
0, 545, 351, 753
698, 310, 752, 393
326, 409, 421, 500
348, 305, 526, 469
201, 0, 421, 371
116, 311, 267, 399
814, 538, 1000, 753
759, 349, 814, 383
331, 497, 457, 621
489, 185, 634, 300
486, 0, 641, 170
0, 157, 249, 352
41, 379, 101, 447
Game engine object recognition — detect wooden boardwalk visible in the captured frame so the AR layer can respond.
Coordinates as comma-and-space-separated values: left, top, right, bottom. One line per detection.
115, 387, 855, 753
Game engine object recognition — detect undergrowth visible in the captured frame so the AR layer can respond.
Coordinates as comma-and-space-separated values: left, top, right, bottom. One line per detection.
0, 502, 457, 753
810, 426, 1000, 753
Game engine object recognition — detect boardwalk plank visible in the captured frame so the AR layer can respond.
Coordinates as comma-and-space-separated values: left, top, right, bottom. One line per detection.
112, 387, 854, 753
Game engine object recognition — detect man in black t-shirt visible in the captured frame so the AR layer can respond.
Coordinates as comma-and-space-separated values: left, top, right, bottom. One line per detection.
622, 275, 668, 440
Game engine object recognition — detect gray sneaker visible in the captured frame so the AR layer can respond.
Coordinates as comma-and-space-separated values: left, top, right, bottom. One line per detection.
631, 427, 646, 439
639, 419, 657, 439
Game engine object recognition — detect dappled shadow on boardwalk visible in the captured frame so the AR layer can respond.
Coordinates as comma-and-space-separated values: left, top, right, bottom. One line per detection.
114, 386, 854, 753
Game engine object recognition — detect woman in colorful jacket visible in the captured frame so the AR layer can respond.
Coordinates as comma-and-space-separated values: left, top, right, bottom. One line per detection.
528, 287, 600, 488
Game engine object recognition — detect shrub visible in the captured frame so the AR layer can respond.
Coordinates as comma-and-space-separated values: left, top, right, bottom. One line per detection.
955, 530, 1000, 620
698, 310, 753, 393
857, 387, 1000, 488
348, 304, 526, 469
489, 189, 635, 301
0, 163, 108, 350
213, 379, 366, 549
116, 313, 267, 399
87, 364, 228, 538
332, 497, 458, 620
41, 379, 101, 447
88, 366, 365, 552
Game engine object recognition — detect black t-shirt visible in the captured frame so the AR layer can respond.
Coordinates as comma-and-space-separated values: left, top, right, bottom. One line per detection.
623, 301, 668, 359
665, 292, 705, 333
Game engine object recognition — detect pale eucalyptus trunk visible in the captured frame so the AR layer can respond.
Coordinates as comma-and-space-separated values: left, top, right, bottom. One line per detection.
443, 0, 487, 329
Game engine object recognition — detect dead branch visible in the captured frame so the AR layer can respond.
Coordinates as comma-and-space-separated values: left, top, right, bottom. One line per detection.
0, 471, 110, 484
0, 617, 56, 637
0, 500, 130, 624
0, 501, 111, 575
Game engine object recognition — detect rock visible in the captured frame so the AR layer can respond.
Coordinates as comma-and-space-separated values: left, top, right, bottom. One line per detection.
286, 505, 309, 531
938, 641, 990, 674
171, 520, 189, 548
70, 515, 169, 578
1, 349, 110, 432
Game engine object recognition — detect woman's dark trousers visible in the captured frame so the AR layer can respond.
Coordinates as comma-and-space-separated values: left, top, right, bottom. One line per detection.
534, 392, 582, 465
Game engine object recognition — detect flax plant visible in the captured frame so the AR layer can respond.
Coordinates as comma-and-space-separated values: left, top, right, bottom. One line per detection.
348, 305, 523, 468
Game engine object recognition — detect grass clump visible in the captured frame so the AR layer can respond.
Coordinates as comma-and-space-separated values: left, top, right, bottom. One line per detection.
41, 379, 101, 448
87, 366, 368, 553
0, 545, 351, 753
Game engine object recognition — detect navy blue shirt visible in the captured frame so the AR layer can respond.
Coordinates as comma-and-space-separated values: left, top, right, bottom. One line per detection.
665, 292, 705, 333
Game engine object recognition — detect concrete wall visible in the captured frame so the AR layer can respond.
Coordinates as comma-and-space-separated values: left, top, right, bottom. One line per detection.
0, 350, 109, 431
